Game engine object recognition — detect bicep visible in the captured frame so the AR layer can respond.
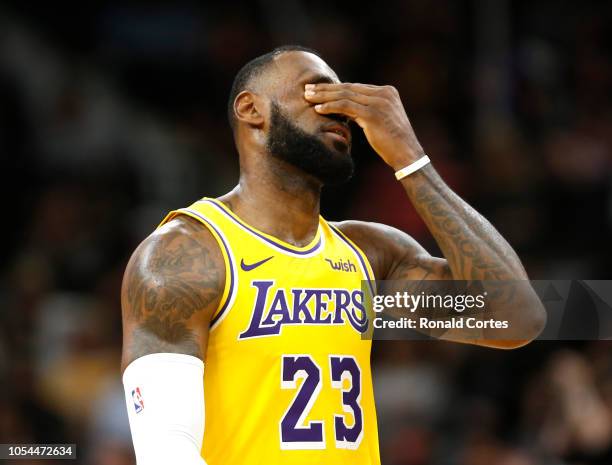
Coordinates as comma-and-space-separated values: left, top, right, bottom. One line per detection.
334, 220, 451, 281
121, 216, 225, 371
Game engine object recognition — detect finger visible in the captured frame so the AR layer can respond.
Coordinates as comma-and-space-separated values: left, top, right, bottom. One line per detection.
304, 88, 376, 105
313, 99, 370, 121
306, 82, 386, 96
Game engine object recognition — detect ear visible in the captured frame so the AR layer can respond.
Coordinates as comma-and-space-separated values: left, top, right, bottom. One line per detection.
234, 90, 265, 129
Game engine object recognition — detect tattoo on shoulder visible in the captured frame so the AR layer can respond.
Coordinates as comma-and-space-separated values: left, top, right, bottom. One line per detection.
123, 218, 223, 360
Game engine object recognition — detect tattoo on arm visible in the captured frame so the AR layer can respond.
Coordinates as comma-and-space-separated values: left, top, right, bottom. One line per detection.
122, 217, 223, 366
335, 166, 543, 346
403, 166, 521, 281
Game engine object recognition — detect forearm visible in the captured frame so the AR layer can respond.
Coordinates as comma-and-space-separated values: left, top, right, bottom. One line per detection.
396, 161, 546, 345
400, 163, 527, 281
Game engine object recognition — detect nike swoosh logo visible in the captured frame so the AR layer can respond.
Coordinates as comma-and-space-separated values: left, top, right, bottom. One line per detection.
240, 256, 274, 272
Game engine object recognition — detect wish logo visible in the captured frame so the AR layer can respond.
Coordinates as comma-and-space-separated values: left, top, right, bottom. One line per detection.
325, 258, 357, 273
239, 280, 368, 339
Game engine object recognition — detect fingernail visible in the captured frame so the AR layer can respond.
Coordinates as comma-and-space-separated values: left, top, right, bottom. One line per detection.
315, 104, 322, 110
305, 84, 315, 90
304, 89, 315, 96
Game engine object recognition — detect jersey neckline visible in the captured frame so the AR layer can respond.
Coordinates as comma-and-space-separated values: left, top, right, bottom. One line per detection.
200, 198, 324, 256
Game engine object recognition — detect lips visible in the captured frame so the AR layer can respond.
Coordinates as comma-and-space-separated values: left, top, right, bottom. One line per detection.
322, 124, 351, 144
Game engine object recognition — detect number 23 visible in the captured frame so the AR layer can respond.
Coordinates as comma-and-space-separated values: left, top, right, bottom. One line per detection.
280, 354, 363, 450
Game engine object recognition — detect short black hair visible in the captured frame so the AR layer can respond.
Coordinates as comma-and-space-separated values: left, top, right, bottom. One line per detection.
227, 45, 321, 131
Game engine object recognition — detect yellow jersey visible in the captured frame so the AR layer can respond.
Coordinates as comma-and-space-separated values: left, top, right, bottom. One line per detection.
159, 198, 380, 465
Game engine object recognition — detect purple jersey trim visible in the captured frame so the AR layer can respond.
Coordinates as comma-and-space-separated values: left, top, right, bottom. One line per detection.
203, 199, 322, 256
181, 208, 236, 328
328, 224, 376, 297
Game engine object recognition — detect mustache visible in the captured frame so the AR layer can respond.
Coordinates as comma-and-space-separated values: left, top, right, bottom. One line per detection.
322, 113, 350, 125
325, 114, 351, 126
319, 113, 351, 137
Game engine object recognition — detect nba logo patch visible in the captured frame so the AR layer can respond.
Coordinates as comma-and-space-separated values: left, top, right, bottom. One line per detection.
132, 387, 144, 413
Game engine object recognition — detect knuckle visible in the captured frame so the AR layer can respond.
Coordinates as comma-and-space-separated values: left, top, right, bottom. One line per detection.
380, 98, 392, 110
383, 85, 397, 96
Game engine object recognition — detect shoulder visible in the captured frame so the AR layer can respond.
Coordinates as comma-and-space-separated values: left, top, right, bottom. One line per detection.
332, 220, 401, 242
129, 215, 225, 279
120, 215, 226, 368
331, 220, 425, 280
332, 220, 451, 281
135, 215, 221, 257
121, 215, 226, 322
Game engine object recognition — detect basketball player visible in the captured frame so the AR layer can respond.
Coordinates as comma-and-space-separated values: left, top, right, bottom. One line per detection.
120, 46, 545, 465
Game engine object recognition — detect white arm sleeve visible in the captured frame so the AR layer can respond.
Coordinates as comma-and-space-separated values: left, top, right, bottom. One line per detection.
122, 353, 206, 465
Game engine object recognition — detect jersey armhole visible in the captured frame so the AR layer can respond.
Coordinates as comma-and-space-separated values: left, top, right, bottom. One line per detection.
158, 209, 236, 328
328, 223, 377, 296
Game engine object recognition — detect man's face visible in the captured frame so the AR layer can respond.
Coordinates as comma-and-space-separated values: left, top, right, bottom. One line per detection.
263, 52, 354, 186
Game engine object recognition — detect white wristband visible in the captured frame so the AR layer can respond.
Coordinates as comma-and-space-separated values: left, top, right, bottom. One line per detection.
394, 155, 431, 180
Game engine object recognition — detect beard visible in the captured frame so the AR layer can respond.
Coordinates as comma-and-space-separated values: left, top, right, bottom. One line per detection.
266, 101, 354, 186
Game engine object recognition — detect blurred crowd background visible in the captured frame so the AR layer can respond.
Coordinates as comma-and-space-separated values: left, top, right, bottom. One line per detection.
1, 1, 611, 464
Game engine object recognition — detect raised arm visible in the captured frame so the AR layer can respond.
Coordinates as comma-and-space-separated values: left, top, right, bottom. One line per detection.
121, 215, 225, 465
306, 82, 545, 348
